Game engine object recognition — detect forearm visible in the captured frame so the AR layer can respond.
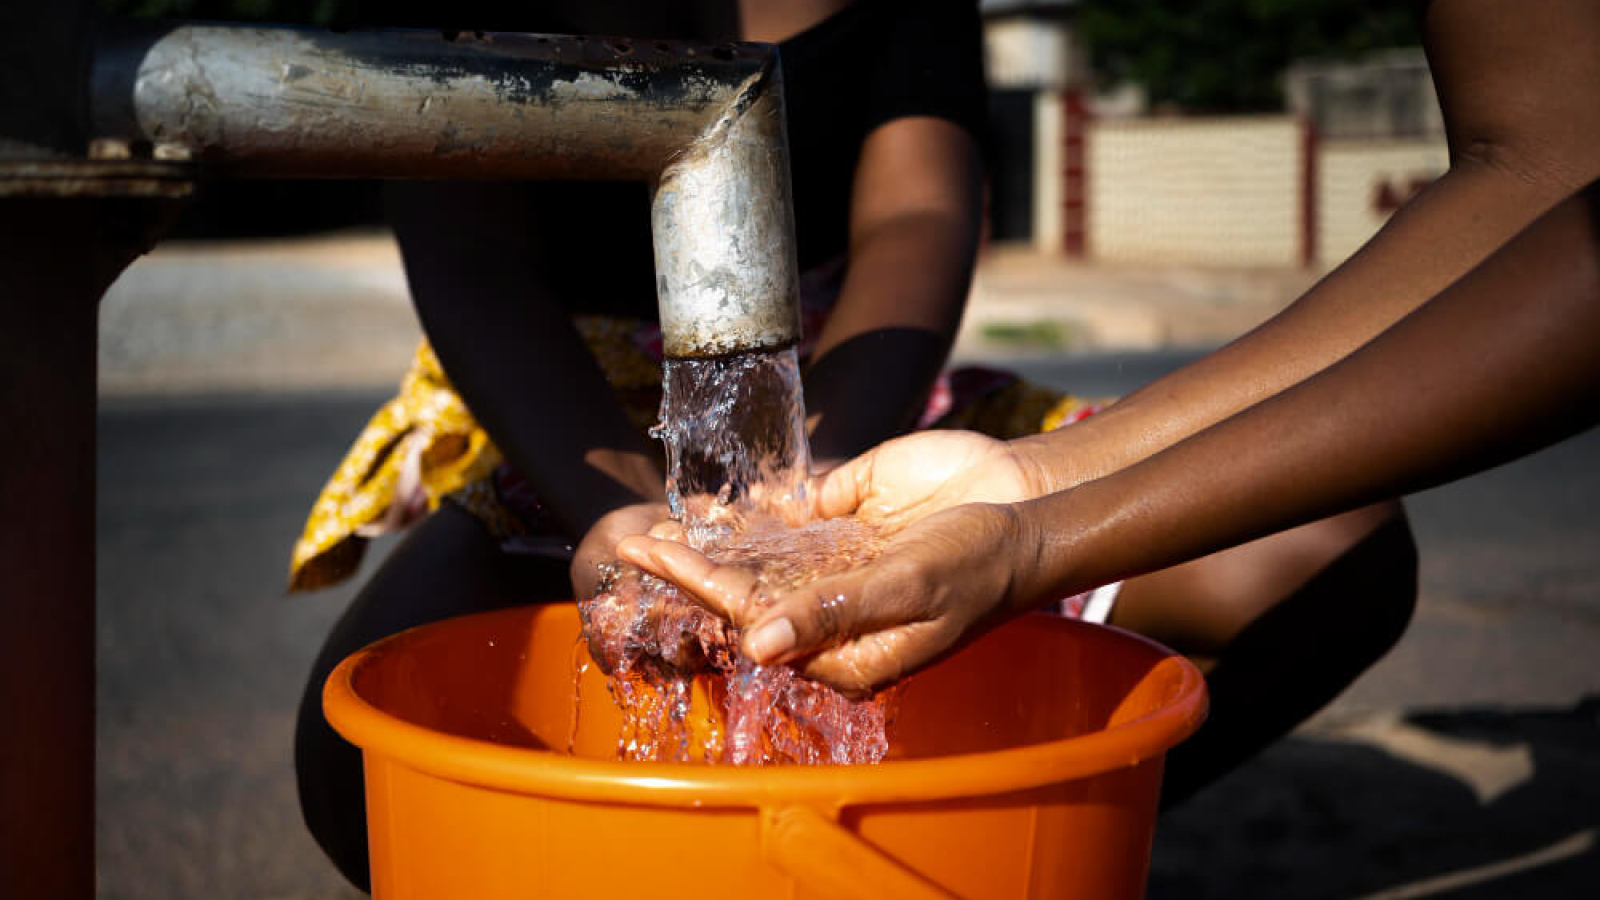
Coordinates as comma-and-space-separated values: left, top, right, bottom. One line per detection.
1018, 0, 1600, 493
804, 211, 975, 461
1018, 158, 1584, 493
1010, 181, 1600, 611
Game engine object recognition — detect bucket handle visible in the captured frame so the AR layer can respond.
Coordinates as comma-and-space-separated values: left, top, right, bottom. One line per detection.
761, 804, 959, 900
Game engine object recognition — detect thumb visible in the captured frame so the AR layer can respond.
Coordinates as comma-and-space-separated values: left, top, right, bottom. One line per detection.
809, 448, 876, 520
740, 556, 930, 667
616, 533, 762, 624
740, 561, 954, 699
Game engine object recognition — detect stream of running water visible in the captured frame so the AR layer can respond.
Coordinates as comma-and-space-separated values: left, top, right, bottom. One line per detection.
577, 347, 894, 765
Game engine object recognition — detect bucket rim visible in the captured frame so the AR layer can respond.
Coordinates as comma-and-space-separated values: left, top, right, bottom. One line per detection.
324, 605, 1207, 810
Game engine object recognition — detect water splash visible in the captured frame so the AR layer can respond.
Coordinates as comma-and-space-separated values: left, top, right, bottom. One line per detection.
652, 349, 812, 540
578, 346, 894, 765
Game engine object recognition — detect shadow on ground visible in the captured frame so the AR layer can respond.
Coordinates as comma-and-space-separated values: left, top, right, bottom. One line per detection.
1151, 698, 1600, 899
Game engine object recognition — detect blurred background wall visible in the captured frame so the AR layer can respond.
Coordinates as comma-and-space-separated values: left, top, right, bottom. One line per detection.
99, 0, 1442, 273
981, 1, 1443, 269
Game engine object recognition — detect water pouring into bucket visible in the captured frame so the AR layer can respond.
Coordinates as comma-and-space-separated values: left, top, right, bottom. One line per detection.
325, 217, 1206, 896
578, 343, 900, 766
324, 319, 1209, 894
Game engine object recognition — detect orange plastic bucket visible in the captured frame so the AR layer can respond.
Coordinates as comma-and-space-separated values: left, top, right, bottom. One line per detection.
324, 603, 1206, 899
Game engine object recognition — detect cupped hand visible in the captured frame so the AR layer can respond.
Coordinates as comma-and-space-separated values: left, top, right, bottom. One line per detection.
570, 501, 670, 599
617, 501, 1036, 698
809, 430, 1047, 532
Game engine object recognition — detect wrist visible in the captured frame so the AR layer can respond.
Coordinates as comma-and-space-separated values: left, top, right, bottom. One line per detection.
996, 500, 1052, 617
1006, 482, 1120, 613
1007, 433, 1073, 498
1010, 407, 1139, 495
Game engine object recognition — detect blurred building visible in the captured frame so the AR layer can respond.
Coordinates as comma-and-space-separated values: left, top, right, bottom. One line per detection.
1287, 49, 1449, 264
979, 0, 1087, 254
1284, 48, 1442, 141
1086, 115, 1313, 267
980, 3, 1449, 269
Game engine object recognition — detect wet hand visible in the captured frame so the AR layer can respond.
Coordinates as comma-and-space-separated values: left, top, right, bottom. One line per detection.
618, 502, 1034, 698
810, 430, 1046, 533
570, 502, 670, 599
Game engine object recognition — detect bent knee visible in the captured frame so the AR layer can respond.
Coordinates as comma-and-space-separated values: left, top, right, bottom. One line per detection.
294, 690, 372, 890
1260, 501, 1419, 649
1338, 511, 1419, 656
1113, 500, 1414, 655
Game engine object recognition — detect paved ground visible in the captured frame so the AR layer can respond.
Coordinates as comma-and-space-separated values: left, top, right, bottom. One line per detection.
98, 235, 1310, 396
95, 240, 1599, 898
100, 236, 419, 397
957, 246, 1320, 356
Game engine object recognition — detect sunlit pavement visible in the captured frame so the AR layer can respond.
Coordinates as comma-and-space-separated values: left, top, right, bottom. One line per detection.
94, 240, 1598, 898
98, 235, 1313, 398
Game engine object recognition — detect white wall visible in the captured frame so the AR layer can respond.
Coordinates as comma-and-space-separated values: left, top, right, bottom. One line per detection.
1087, 117, 1305, 267
984, 17, 1082, 90
1032, 89, 1064, 254
1317, 139, 1450, 265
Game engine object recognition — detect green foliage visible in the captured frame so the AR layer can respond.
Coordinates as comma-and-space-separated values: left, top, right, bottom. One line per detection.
95, 0, 352, 25
1076, 0, 1422, 111
979, 320, 1078, 350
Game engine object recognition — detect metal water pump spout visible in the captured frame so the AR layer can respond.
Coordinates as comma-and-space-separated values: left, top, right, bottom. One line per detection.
91, 23, 804, 357
2, 16, 805, 897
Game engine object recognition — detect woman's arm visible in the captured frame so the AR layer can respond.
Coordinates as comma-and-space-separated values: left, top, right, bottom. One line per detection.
620, 177, 1600, 695
802, 115, 984, 462
1015, 0, 1600, 493
1013, 178, 1600, 605
613, 0, 1600, 691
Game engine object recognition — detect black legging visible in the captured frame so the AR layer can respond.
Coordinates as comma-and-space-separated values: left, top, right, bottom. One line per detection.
294, 503, 569, 891
1160, 516, 1419, 808
298, 509, 1417, 888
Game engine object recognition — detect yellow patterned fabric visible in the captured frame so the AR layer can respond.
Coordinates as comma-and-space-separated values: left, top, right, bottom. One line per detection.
289, 318, 662, 592
936, 380, 1099, 438
289, 319, 1106, 593
288, 344, 499, 592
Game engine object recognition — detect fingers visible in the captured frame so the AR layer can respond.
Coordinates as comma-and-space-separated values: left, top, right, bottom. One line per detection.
616, 533, 970, 698
613, 501, 1020, 698
646, 520, 685, 541
796, 621, 951, 699
741, 563, 921, 666
739, 565, 953, 698
615, 534, 763, 624
571, 503, 675, 599
809, 450, 874, 520
616, 535, 941, 692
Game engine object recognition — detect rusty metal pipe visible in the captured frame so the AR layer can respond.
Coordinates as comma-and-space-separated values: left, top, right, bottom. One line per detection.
650, 64, 800, 358
90, 23, 802, 356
